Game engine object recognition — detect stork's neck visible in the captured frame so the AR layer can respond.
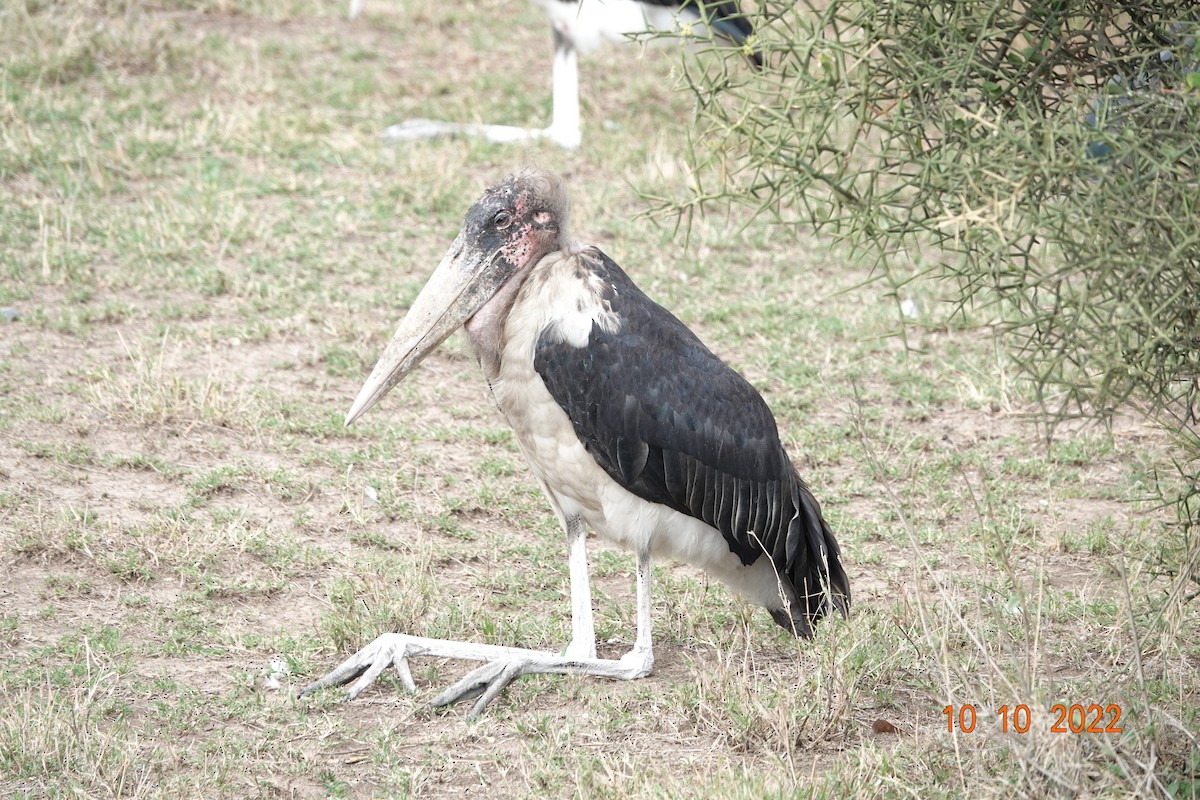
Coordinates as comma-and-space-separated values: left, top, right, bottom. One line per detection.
464, 255, 545, 379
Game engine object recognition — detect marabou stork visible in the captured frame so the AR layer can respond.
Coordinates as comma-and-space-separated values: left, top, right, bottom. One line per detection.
301, 171, 849, 716
352, 0, 759, 149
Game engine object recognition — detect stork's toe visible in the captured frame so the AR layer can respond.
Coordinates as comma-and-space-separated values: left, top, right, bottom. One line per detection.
299, 633, 417, 700
429, 658, 536, 719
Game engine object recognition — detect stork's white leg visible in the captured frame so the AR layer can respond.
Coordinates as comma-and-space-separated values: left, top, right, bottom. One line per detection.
546, 29, 582, 149
564, 514, 597, 659
381, 30, 582, 149
373, 24, 582, 149
619, 548, 654, 674
301, 526, 655, 718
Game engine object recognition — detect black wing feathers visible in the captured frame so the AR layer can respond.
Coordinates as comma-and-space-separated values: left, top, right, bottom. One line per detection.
649, 0, 760, 66
638, 0, 754, 42
534, 249, 849, 634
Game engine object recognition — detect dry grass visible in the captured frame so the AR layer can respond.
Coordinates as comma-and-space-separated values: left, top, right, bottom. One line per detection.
1, 0, 1197, 797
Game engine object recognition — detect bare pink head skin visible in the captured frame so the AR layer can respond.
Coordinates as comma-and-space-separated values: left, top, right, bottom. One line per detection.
345, 171, 569, 426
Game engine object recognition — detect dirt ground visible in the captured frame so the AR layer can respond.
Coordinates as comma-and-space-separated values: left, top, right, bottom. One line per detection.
2, 1, 1197, 797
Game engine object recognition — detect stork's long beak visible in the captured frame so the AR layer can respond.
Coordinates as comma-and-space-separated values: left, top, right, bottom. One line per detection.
344, 232, 503, 426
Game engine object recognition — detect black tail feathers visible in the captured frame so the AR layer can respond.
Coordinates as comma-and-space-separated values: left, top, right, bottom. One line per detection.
769, 481, 850, 638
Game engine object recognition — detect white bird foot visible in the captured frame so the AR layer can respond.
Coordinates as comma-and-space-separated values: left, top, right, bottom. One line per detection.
381, 119, 463, 142
428, 656, 542, 719
298, 632, 420, 701
543, 122, 581, 150
378, 119, 581, 149
618, 646, 653, 678
301, 632, 655, 717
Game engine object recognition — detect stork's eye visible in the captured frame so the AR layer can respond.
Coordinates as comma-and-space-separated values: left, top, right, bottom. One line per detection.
493, 210, 513, 229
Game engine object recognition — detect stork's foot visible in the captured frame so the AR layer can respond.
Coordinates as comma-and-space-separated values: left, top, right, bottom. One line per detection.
429, 657, 541, 719
302, 632, 655, 717
379, 119, 580, 149
381, 119, 464, 143
298, 632, 419, 701
299, 633, 581, 705
618, 646, 654, 679
428, 647, 647, 718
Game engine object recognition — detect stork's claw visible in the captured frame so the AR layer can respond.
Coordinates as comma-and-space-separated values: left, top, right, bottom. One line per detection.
301, 637, 537, 717
302, 630, 654, 717
300, 634, 555, 712
298, 633, 418, 700
429, 657, 536, 719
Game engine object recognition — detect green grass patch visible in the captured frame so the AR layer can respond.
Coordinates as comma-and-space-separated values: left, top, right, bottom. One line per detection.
0, 0, 1194, 796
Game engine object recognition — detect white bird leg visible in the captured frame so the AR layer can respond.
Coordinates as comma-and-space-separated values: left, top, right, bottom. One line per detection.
564, 514, 597, 659
620, 549, 654, 672
299, 519, 654, 718
546, 28, 583, 149
374, 26, 583, 149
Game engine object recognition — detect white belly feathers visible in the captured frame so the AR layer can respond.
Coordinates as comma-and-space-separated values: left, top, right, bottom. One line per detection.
527, 0, 680, 54
484, 249, 787, 612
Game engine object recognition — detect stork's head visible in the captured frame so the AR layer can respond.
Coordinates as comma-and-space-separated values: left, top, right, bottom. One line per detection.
344, 170, 569, 425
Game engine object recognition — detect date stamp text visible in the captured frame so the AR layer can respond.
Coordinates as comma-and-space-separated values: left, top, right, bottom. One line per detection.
943, 704, 1123, 734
